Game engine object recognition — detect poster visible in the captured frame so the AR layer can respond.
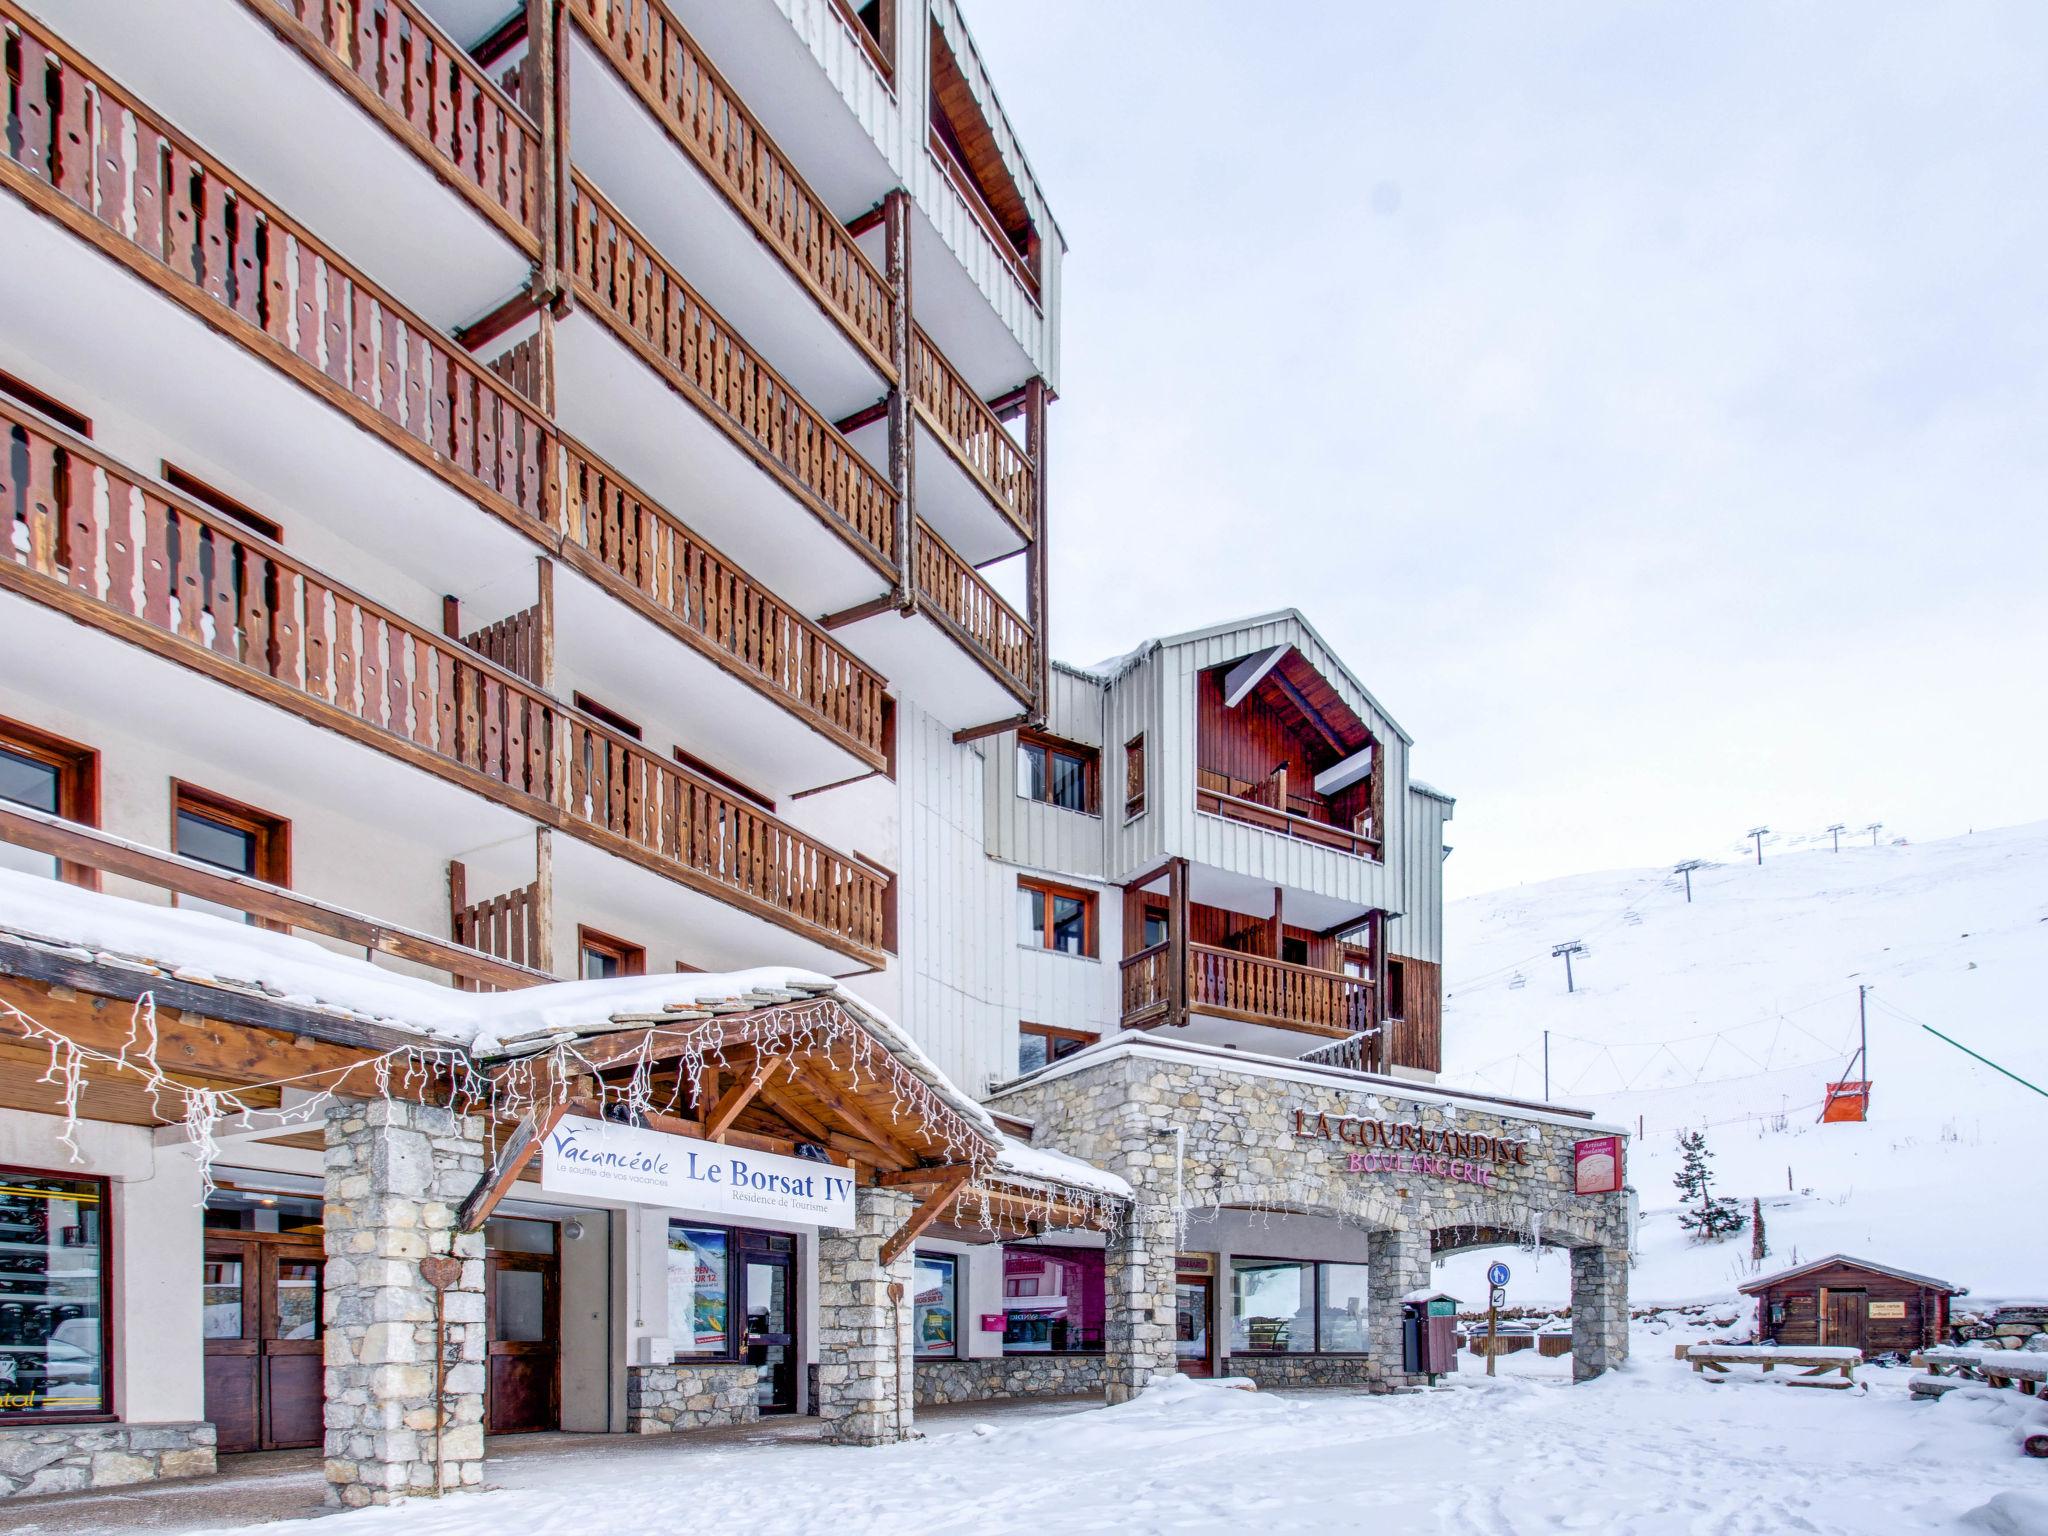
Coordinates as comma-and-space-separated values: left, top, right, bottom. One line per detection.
1573, 1135, 1623, 1195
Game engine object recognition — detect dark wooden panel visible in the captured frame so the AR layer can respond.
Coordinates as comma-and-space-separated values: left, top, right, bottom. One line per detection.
263, 1352, 324, 1449
204, 1354, 260, 1455
1390, 958, 1442, 1073
488, 1354, 554, 1435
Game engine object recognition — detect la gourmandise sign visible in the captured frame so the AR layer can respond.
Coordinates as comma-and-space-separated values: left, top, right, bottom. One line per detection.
541, 1114, 856, 1227
1291, 1107, 1530, 1190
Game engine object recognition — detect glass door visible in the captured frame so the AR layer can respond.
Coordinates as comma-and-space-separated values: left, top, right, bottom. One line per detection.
260, 1248, 323, 1450
487, 1249, 559, 1435
202, 1245, 258, 1454
202, 1239, 323, 1452
741, 1233, 797, 1414
1175, 1276, 1214, 1378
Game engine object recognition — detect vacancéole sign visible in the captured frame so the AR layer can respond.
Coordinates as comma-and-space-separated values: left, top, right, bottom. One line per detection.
540, 1114, 856, 1228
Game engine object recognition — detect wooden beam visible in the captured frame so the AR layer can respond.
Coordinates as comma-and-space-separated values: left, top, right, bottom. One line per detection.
1272, 668, 1350, 756
833, 398, 890, 435
879, 1165, 972, 1267
877, 1163, 976, 1187
753, 1077, 835, 1143
795, 1068, 918, 1170
458, 1100, 570, 1231
0, 804, 550, 991
817, 593, 897, 630
884, 188, 915, 612
951, 712, 1031, 746
704, 1054, 785, 1142
1024, 375, 1049, 722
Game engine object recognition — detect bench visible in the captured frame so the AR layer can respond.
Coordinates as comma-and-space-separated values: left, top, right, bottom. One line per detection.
1913, 1347, 2048, 1396
1687, 1344, 1860, 1389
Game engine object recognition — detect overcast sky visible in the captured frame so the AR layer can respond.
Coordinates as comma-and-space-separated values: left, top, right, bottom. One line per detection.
960, 3, 2046, 898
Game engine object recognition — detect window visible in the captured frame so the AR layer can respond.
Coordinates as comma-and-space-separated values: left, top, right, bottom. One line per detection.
1124, 734, 1146, 819
0, 371, 90, 437
161, 465, 283, 543
0, 1168, 110, 1420
572, 693, 642, 741
913, 1252, 958, 1358
1002, 1245, 1104, 1354
1016, 732, 1097, 813
1281, 936, 1310, 967
1017, 1022, 1096, 1076
667, 1224, 732, 1357
1386, 959, 1407, 1020
203, 1186, 322, 1234
578, 926, 646, 980
0, 716, 98, 887
1018, 877, 1095, 957
831, 0, 892, 80
1230, 1257, 1373, 1355
1140, 903, 1169, 950
171, 783, 289, 928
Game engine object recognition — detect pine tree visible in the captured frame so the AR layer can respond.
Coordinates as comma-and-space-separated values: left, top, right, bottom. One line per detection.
1750, 1197, 1768, 1268
1672, 1129, 1746, 1242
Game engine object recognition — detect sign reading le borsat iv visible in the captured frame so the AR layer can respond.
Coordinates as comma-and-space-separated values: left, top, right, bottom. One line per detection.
540, 1115, 855, 1228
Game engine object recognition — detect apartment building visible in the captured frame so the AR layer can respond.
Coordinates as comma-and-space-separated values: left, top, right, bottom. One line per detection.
0, 0, 1630, 1505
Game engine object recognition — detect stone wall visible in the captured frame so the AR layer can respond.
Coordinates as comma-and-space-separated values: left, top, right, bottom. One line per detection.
0, 1421, 214, 1499
1225, 1354, 1385, 1390
625, 1363, 759, 1433
816, 1185, 915, 1445
996, 1050, 1632, 1396
913, 1354, 1108, 1406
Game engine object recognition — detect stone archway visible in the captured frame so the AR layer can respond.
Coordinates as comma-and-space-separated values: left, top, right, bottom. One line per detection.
1430, 1209, 1628, 1382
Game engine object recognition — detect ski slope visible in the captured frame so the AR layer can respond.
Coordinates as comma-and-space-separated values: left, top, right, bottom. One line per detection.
1432, 822, 2048, 1309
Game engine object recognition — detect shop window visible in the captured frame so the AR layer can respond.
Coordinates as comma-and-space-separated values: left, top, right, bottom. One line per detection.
0, 1168, 110, 1421
1018, 1022, 1096, 1076
578, 926, 646, 980
1002, 1244, 1104, 1354
171, 782, 290, 929
1017, 731, 1097, 814
203, 1186, 323, 1235
667, 1224, 733, 1357
1018, 877, 1095, 957
0, 716, 99, 887
1230, 1256, 1372, 1355
913, 1252, 958, 1358
1124, 734, 1146, 819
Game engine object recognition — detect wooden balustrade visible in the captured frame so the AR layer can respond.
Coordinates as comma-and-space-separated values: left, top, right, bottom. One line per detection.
0, 404, 889, 959
261, 0, 540, 250
1119, 942, 1171, 1022
564, 0, 893, 372
912, 518, 1032, 699
910, 327, 1034, 538
1186, 945, 1371, 1037
0, 6, 551, 525
554, 437, 889, 760
1195, 773, 1381, 859
567, 174, 897, 566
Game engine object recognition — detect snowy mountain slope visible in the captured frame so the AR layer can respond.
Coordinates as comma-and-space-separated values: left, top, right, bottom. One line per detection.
1429, 821, 2048, 1308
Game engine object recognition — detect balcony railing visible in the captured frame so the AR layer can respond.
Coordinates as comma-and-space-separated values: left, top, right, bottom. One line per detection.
0, 11, 890, 770
912, 519, 1032, 700
1196, 769, 1380, 859
1119, 942, 1370, 1038
565, 0, 893, 374
0, 405, 890, 961
911, 325, 1034, 538
258, 0, 541, 251
567, 172, 897, 568
555, 436, 889, 758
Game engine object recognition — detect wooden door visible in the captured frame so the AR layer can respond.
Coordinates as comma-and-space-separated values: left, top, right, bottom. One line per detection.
1821, 1289, 1868, 1354
1175, 1277, 1214, 1378
487, 1251, 559, 1435
203, 1240, 324, 1453
741, 1233, 798, 1415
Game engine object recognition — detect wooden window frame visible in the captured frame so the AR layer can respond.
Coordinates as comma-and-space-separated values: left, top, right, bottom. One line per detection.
170, 782, 291, 930
830, 0, 894, 85
0, 715, 101, 889
671, 746, 774, 813
1018, 876, 1098, 958
911, 1249, 961, 1360
161, 464, 283, 543
1018, 1021, 1097, 1075
576, 925, 646, 979
572, 693, 642, 742
1016, 730, 1099, 815
0, 370, 90, 437
1123, 733, 1146, 821
0, 1165, 116, 1424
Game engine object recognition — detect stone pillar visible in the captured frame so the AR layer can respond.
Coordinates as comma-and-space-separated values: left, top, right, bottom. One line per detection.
1367, 1227, 1431, 1387
1103, 1201, 1175, 1403
816, 1185, 915, 1445
322, 1099, 488, 1506
1569, 1245, 1631, 1382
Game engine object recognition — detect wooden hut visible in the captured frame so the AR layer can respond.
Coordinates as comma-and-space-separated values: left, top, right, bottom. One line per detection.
1740, 1255, 1960, 1355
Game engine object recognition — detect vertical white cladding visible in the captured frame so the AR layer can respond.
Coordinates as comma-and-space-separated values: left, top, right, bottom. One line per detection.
1392, 786, 1454, 965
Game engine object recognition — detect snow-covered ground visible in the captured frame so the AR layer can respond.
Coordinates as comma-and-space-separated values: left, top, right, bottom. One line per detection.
209, 1341, 2046, 1536
1433, 822, 2048, 1309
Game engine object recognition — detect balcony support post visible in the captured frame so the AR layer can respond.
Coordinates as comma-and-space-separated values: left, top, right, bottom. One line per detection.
535, 557, 557, 692
1024, 376, 1050, 723
884, 189, 916, 613
1167, 857, 1189, 1029
533, 0, 572, 306
533, 827, 556, 974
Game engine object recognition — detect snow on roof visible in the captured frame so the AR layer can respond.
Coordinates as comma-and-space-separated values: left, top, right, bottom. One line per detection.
1736, 1254, 1962, 1296
994, 1135, 1132, 1200
1409, 779, 1457, 804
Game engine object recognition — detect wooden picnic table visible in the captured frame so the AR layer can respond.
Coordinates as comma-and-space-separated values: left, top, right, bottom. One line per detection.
1912, 1346, 2048, 1396
1687, 1343, 1861, 1389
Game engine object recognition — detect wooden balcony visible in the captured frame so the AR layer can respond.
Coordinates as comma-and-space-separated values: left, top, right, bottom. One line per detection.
1196, 769, 1381, 860
565, 171, 898, 569
563, 0, 894, 376
911, 325, 1033, 541
911, 518, 1032, 702
0, 12, 890, 774
0, 405, 891, 964
251, 0, 541, 254
1120, 942, 1371, 1040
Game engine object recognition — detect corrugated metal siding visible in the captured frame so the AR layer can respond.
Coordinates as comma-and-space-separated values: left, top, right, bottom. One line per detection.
982, 665, 1109, 881
1106, 649, 1167, 881
1393, 788, 1451, 964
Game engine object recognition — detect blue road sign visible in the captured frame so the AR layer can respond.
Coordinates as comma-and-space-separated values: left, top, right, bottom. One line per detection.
1487, 1261, 1511, 1288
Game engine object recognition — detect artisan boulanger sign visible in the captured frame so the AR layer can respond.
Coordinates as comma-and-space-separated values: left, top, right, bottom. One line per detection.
1292, 1107, 1530, 1190
541, 1114, 856, 1227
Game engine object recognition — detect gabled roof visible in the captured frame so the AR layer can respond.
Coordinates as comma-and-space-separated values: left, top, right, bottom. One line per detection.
1737, 1254, 1961, 1295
